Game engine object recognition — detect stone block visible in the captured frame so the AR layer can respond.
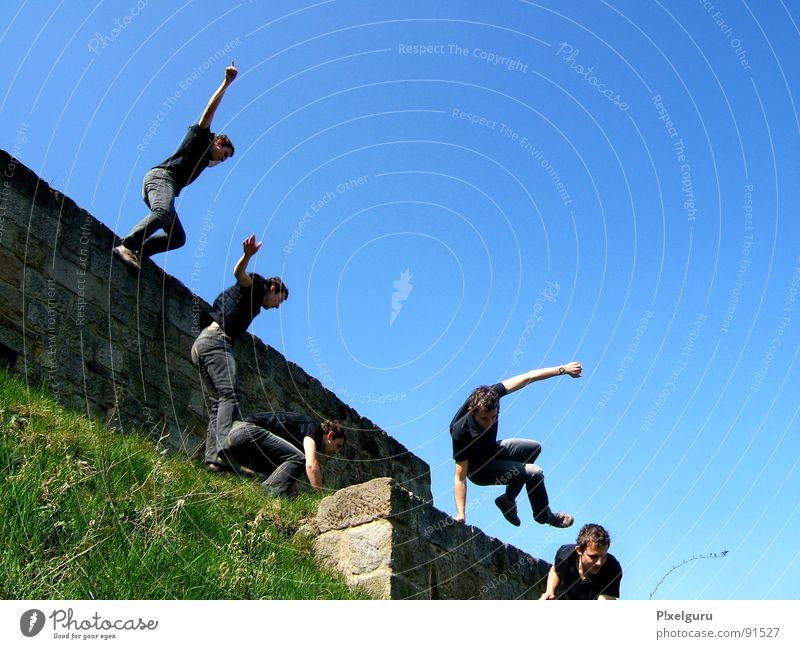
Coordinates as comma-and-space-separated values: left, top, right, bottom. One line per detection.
315, 478, 394, 533
312, 478, 550, 600
0, 280, 21, 321
345, 522, 393, 574
349, 568, 392, 599
136, 277, 165, 313
94, 339, 125, 373
25, 205, 61, 248
315, 523, 393, 599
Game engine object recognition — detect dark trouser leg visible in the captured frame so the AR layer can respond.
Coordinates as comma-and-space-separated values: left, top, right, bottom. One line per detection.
469, 438, 554, 524
191, 329, 240, 465
121, 169, 186, 259
141, 213, 186, 258
224, 422, 305, 496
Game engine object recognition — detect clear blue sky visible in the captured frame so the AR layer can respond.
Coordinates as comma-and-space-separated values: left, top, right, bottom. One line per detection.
2, 1, 799, 600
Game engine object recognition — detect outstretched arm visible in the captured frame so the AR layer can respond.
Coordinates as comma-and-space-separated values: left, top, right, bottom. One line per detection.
233, 234, 262, 287
198, 61, 238, 129
453, 460, 468, 522
501, 361, 582, 394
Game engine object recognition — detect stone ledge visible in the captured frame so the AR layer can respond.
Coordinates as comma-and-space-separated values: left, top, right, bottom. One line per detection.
313, 478, 551, 599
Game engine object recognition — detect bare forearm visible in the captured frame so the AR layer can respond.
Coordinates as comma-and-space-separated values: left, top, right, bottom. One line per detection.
502, 367, 558, 392
234, 235, 261, 286
502, 361, 582, 393
233, 253, 253, 285
306, 462, 323, 490
205, 81, 229, 115
453, 460, 468, 521
198, 65, 236, 128
454, 477, 467, 520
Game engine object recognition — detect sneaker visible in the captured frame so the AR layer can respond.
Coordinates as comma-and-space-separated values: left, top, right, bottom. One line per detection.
495, 494, 521, 526
113, 245, 140, 268
547, 512, 574, 528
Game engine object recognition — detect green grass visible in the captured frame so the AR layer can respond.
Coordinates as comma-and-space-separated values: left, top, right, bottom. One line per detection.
0, 367, 367, 599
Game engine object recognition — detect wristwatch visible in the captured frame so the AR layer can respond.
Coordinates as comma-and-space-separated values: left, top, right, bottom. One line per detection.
559, 366, 566, 375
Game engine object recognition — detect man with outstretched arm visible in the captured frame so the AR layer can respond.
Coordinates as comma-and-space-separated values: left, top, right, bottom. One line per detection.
450, 362, 582, 528
540, 523, 622, 600
191, 234, 288, 472
220, 412, 346, 497
114, 62, 238, 267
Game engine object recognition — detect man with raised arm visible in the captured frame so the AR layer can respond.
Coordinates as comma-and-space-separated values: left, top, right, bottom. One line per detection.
540, 523, 623, 600
450, 362, 582, 528
191, 234, 288, 472
221, 412, 346, 497
114, 62, 238, 267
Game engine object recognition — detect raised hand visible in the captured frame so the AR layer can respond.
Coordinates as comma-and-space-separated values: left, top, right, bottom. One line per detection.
225, 60, 238, 84
242, 234, 262, 257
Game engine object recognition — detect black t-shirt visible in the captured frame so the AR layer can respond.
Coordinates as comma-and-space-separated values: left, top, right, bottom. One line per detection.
245, 411, 324, 454
553, 544, 622, 600
450, 382, 508, 467
207, 274, 269, 339
152, 124, 215, 193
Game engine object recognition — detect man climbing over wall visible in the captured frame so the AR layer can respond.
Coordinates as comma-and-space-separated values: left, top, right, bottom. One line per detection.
191, 234, 288, 472
540, 523, 623, 599
221, 411, 346, 496
450, 362, 582, 528
114, 62, 238, 268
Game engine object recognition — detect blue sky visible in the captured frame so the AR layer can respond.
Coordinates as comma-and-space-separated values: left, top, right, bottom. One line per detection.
1, 1, 799, 600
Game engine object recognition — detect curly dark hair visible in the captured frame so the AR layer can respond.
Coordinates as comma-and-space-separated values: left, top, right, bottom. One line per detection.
467, 385, 500, 414
320, 419, 345, 442
577, 523, 611, 550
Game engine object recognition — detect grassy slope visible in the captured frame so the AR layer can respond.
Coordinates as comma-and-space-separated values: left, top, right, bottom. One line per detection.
0, 368, 365, 599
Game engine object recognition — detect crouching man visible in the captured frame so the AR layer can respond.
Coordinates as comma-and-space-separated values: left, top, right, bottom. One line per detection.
540, 523, 623, 600
221, 411, 345, 496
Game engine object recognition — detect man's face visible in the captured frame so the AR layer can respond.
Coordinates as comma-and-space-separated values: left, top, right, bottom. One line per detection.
577, 542, 609, 575
209, 140, 233, 164
263, 291, 287, 310
323, 434, 344, 455
473, 404, 498, 430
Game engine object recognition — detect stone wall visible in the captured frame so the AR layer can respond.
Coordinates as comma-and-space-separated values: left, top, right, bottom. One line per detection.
0, 149, 431, 500
311, 478, 551, 599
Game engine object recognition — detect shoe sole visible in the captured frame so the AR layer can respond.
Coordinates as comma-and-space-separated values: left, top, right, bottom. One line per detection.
113, 246, 141, 269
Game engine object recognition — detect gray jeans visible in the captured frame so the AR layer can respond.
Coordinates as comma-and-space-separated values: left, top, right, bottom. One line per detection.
221, 421, 306, 497
191, 326, 240, 466
468, 438, 554, 524
121, 168, 186, 258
